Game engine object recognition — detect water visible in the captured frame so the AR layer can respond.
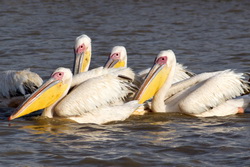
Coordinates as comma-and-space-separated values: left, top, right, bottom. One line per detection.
0, 0, 250, 166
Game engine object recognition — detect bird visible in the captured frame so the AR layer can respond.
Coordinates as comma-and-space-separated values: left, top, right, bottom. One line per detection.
73, 34, 92, 75
8, 35, 139, 123
134, 50, 250, 117
104, 46, 127, 69
0, 34, 90, 108
103, 46, 195, 84
0, 69, 43, 108
9, 67, 143, 124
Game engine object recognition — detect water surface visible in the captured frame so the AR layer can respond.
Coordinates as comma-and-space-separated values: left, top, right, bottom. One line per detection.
0, 0, 250, 166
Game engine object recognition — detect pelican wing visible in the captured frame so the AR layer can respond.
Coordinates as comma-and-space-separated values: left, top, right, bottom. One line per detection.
173, 63, 195, 83
67, 100, 141, 124
165, 70, 225, 100
55, 69, 136, 117
178, 70, 248, 115
194, 95, 250, 117
0, 69, 43, 98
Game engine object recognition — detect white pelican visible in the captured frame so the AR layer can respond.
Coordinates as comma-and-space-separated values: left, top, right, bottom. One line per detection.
73, 34, 92, 75
9, 67, 142, 124
134, 50, 250, 117
103, 46, 195, 84
104, 46, 127, 68
0, 69, 43, 107
0, 34, 90, 108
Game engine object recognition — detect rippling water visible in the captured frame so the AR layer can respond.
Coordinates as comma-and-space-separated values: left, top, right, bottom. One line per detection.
0, 0, 250, 166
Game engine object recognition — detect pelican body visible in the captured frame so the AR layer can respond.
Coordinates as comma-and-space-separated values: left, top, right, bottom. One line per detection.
9, 67, 142, 124
134, 50, 250, 117
0, 69, 43, 107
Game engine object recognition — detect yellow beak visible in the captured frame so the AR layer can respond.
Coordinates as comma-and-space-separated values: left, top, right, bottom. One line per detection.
134, 63, 171, 104
9, 78, 69, 120
104, 58, 126, 68
73, 50, 91, 75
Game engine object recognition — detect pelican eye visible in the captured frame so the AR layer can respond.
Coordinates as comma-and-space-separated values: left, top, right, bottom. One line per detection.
52, 72, 64, 80
156, 56, 168, 65
111, 53, 120, 59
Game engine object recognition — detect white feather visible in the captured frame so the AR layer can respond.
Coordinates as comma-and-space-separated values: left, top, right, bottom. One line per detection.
147, 50, 250, 117
67, 100, 141, 124
0, 69, 43, 98
54, 67, 136, 117
165, 70, 228, 99
71, 67, 134, 87
194, 95, 250, 117
173, 63, 195, 83
55, 73, 133, 117
178, 70, 247, 115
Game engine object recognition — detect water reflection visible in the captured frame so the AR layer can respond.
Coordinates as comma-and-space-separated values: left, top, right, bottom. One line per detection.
20, 122, 73, 135
17, 117, 132, 142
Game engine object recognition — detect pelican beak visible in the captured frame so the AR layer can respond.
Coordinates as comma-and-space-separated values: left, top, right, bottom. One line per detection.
104, 58, 125, 68
134, 62, 171, 104
9, 78, 69, 120
73, 50, 91, 75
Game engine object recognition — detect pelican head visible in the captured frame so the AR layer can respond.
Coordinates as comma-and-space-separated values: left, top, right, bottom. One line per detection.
134, 50, 176, 104
104, 46, 127, 68
9, 67, 73, 120
73, 34, 92, 75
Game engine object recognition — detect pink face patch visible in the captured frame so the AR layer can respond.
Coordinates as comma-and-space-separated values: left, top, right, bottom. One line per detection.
52, 72, 64, 80
75, 44, 86, 54
110, 52, 120, 60
156, 56, 167, 65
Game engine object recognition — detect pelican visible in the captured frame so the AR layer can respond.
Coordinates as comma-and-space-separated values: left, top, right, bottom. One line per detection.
1, 34, 90, 108
134, 50, 250, 117
0, 69, 43, 108
8, 34, 142, 124
104, 46, 127, 68
104, 46, 195, 84
9, 67, 143, 124
70, 34, 110, 87
73, 34, 92, 75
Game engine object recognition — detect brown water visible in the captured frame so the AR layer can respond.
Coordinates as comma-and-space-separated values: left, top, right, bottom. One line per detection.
0, 0, 250, 166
